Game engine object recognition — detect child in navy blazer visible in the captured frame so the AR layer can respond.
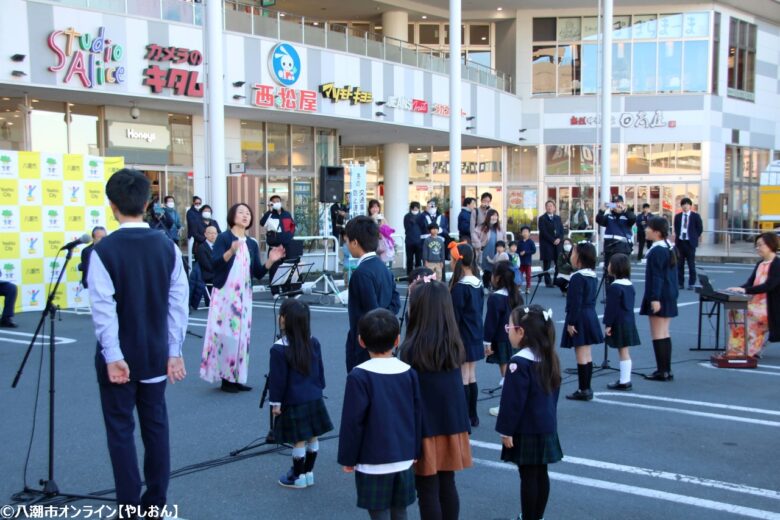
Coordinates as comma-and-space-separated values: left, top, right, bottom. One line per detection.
561, 242, 604, 401
449, 242, 485, 428
516, 226, 537, 293
485, 262, 524, 401
603, 254, 641, 390
496, 305, 563, 520
338, 309, 422, 519
269, 300, 333, 489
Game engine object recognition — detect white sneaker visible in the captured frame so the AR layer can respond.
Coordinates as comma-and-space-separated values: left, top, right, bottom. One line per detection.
489, 406, 500, 416
306, 471, 314, 486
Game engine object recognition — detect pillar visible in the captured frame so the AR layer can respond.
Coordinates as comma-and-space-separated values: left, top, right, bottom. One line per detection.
205, 0, 227, 225
383, 143, 410, 235
599, 0, 613, 207
448, 0, 462, 234
382, 10, 409, 42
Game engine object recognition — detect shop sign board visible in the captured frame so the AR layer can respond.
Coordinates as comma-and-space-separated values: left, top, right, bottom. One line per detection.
143, 44, 204, 97
349, 164, 367, 219
47, 26, 125, 88
319, 83, 373, 104
569, 111, 676, 129
107, 122, 171, 151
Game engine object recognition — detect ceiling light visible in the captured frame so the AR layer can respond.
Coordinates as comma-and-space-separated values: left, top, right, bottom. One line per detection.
514, 148, 519, 151
421, 15, 427, 19
68, 103, 74, 106
312, 22, 319, 26
1, 97, 9, 101
497, 7, 503, 11
416, 147, 422, 151
32, 99, 38, 103
481, 37, 487, 40
280, 12, 285, 17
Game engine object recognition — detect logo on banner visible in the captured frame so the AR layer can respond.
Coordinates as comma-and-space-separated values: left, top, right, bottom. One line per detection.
1, 208, 17, 229
89, 208, 103, 226
25, 184, 38, 202
74, 284, 84, 303
0, 154, 15, 174
69, 186, 81, 202
269, 43, 301, 86
28, 288, 41, 307
27, 237, 38, 254
45, 157, 58, 174
3, 262, 16, 281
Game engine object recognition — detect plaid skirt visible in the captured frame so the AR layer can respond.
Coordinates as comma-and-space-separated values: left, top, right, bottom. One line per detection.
605, 322, 641, 348
355, 467, 416, 511
501, 433, 563, 466
272, 398, 333, 445
486, 342, 517, 365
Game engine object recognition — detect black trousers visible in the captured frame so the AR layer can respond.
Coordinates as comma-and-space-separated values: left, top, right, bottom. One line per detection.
636, 236, 652, 261
541, 258, 556, 287
415, 471, 459, 520
676, 240, 697, 287
406, 243, 422, 275
0, 281, 17, 319
99, 380, 170, 515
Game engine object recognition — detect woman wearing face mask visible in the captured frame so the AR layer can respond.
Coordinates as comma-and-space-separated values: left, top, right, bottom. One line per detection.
193, 204, 222, 252
162, 195, 182, 243
554, 238, 575, 295
477, 209, 506, 288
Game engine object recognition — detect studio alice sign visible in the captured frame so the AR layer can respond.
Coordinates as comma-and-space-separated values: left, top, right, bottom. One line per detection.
47, 27, 125, 88
107, 122, 170, 151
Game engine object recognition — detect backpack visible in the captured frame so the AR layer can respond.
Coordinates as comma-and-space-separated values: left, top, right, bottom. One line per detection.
508, 253, 522, 285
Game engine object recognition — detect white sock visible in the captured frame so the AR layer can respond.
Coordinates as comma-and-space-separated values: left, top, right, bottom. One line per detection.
619, 360, 632, 384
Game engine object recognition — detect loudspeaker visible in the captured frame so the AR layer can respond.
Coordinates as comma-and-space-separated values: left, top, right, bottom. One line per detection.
319, 165, 345, 203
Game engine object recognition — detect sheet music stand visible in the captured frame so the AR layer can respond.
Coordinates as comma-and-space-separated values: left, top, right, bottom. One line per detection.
271, 258, 314, 295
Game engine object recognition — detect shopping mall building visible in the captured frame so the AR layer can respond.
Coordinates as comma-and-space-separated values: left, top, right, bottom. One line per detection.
0, 0, 778, 242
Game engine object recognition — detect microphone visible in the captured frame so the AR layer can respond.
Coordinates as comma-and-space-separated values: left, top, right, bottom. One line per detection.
60, 234, 91, 251
396, 275, 410, 282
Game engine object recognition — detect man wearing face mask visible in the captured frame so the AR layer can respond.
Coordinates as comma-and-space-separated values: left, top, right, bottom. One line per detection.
186, 196, 203, 241
192, 204, 222, 253
596, 194, 636, 287
330, 193, 349, 243
403, 202, 423, 275
260, 195, 296, 249
417, 199, 450, 257
163, 196, 182, 243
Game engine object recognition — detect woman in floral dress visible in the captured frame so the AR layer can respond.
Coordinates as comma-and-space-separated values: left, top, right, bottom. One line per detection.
725, 233, 780, 358
200, 203, 285, 393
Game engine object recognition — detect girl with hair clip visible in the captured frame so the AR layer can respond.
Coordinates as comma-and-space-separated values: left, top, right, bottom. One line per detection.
269, 299, 334, 489
400, 281, 473, 520
484, 262, 524, 415
496, 305, 563, 520
561, 241, 604, 401
448, 241, 485, 427
603, 253, 641, 390
640, 217, 679, 381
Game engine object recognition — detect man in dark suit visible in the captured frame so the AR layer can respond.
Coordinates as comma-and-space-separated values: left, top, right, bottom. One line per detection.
87, 169, 187, 519
78, 226, 107, 289
192, 225, 218, 309
186, 195, 203, 241
673, 197, 703, 290
538, 200, 565, 287
403, 202, 422, 275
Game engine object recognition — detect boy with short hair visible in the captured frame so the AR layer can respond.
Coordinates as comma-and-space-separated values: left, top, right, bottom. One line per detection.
88, 168, 188, 519
338, 309, 422, 520
517, 226, 537, 293
344, 216, 401, 373
422, 223, 445, 281
489, 240, 510, 265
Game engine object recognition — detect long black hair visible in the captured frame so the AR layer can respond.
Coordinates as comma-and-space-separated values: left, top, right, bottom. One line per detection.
400, 281, 465, 372
491, 261, 523, 310
647, 216, 677, 267
279, 299, 312, 375
449, 243, 481, 289
510, 304, 561, 393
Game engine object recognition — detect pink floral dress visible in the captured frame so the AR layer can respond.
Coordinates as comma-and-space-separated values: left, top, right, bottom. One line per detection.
727, 261, 770, 357
200, 240, 253, 384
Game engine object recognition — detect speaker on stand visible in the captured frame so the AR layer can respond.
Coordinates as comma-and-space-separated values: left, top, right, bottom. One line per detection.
312, 166, 347, 304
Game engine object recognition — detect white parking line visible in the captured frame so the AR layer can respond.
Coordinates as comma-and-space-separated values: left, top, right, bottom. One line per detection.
252, 302, 347, 313
469, 440, 780, 501
592, 392, 780, 427
471, 457, 780, 520
700, 362, 780, 377
0, 330, 77, 345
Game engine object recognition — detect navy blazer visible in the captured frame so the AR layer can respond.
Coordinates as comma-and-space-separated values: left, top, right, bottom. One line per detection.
538, 214, 565, 261
603, 280, 636, 327
451, 276, 485, 352
484, 290, 514, 344
210, 231, 268, 289
517, 238, 536, 266
268, 337, 326, 406
458, 208, 473, 239
674, 211, 703, 248
404, 212, 422, 245
495, 349, 559, 436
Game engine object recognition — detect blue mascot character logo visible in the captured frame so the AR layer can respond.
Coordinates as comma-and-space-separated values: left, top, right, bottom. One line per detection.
269, 43, 301, 86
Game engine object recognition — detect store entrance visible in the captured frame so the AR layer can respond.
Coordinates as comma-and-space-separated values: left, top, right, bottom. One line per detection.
131, 166, 194, 249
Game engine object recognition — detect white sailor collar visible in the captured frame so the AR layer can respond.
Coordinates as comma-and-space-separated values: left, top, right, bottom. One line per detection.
356, 357, 411, 375
458, 275, 483, 289
575, 268, 597, 278
649, 240, 671, 251
494, 288, 509, 296
611, 279, 633, 286
512, 348, 539, 362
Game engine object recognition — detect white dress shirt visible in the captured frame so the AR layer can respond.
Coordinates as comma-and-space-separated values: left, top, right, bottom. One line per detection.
87, 222, 189, 384
680, 211, 691, 240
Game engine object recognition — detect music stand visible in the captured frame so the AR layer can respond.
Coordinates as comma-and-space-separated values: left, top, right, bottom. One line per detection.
271, 258, 314, 295
527, 269, 554, 304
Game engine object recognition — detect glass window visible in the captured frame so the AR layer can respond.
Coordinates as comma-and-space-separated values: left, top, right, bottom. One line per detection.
650, 143, 676, 173
557, 18, 581, 41
632, 14, 657, 39
532, 46, 557, 94
31, 101, 68, 154
677, 143, 702, 173
478, 147, 502, 183
351, 23, 370, 37
658, 41, 682, 92
658, 13, 683, 38
508, 146, 538, 183
267, 123, 290, 172
683, 40, 708, 92
291, 126, 313, 173
572, 145, 597, 175
613, 16, 632, 39
419, 24, 440, 45
684, 12, 709, 37
316, 128, 337, 168
626, 144, 650, 174
69, 104, 100, 156
0, 97, 25, 151
506, 188, 539, 236
557, 45, 581, 95
169, 114, 192, 167
410, 148, 431, 182
460, 148, 479, 184
467, 51, 491, 68
582, 17, 599, 41
613, 42, 632, 93
408, 24, 414, 43
444, 24, 464, 45
533, 18, 556, 42
632, 42, 657, 93
470, 24, 490, 45
581, 44, 598, 94
546, 145, 570, 175
241, 121, 265, 171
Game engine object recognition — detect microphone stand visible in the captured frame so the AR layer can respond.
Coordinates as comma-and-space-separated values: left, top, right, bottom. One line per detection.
11, 247, 114, 504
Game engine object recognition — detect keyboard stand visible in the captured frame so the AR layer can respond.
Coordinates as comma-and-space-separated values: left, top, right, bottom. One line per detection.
692, 293, 723, 352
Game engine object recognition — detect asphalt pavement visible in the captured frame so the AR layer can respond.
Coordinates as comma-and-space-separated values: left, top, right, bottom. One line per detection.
1, 262, 779, 520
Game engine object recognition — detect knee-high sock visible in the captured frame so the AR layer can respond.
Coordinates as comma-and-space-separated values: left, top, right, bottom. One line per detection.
576, 364, 587, 391
463, 385, 470, 416
584, 362, 593, 391
663, 337, 673, 373
651, 339, 663, 372
619, 360, 632, 383
468, 382, 478, 419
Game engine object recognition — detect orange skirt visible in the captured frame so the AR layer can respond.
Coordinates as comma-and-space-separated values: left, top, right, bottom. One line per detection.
414, 432, 473, 477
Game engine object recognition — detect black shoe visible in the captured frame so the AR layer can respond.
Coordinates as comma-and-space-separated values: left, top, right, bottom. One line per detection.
470, 416, 480, 427
607, 380, 632, 390
644, 371, 673, 382
688, 285, 695, 291
565, 389, 593, 401
0, 317, 18, 328
220, 379, 239, 393
234, 382, 253, 392
678, 284, 684, 290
